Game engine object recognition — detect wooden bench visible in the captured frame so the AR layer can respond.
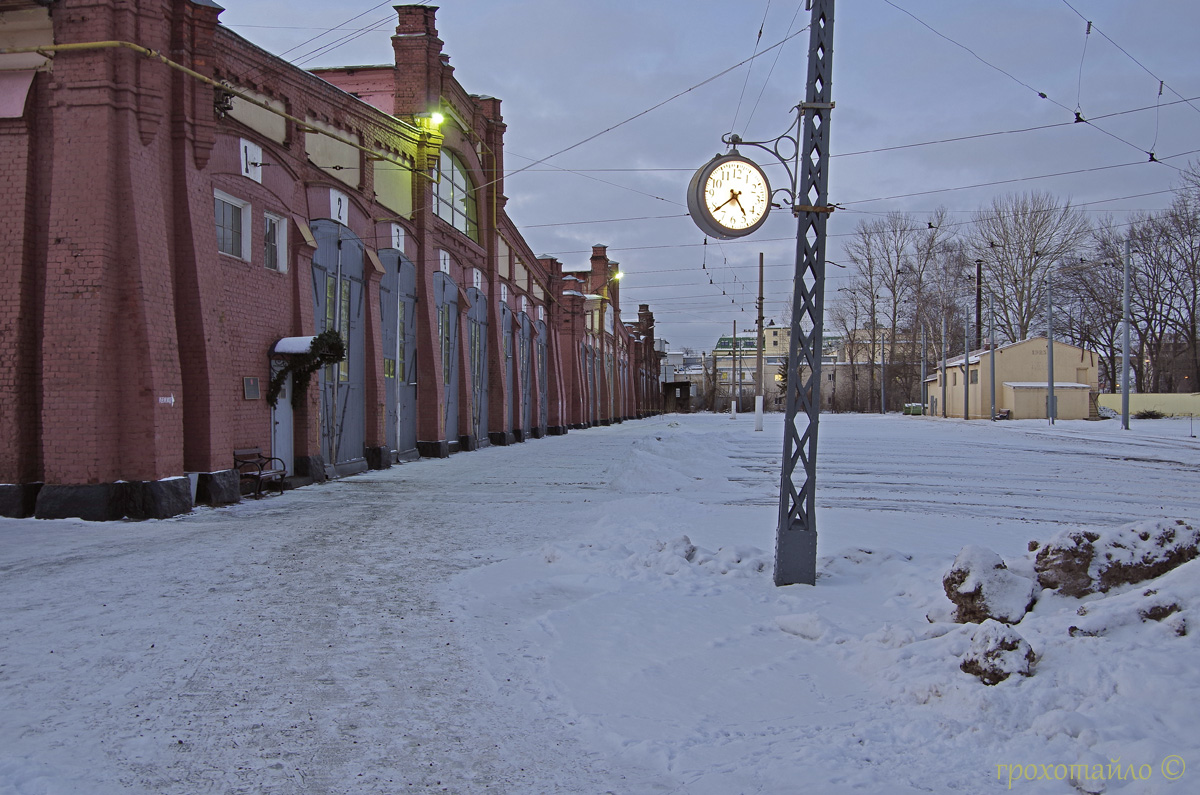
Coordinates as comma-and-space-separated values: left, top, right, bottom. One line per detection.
233, 448, 287, 498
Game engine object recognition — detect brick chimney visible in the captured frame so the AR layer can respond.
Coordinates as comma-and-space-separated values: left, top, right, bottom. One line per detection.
392, 6, 443, 117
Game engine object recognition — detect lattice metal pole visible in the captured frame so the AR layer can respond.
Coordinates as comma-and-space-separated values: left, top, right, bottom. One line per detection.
775, 0, 836, 587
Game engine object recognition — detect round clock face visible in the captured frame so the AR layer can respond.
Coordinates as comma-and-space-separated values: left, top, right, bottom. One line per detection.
687, 153, 772, 239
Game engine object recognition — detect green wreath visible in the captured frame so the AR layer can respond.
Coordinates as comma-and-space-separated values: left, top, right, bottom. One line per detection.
267, 329, 347, 407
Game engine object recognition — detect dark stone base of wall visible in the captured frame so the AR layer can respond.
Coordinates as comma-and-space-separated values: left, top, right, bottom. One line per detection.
548, 426, 568, 436
600, 419, 612, 426
458, 434, 479, 452
488, 431, 515, 446
417, 440, 450, 458
531, 427, 544, 439
294, 455, 328, 483
36, 484, 125, 521
281, 475, 313, 491
513, 428, 526, 443
34, 478, 193, 521
568, 423, 588, 430
0, 483, 42, 518
395, 448, 419, 463
197, 470, 240, 506
126, 478, 193, 520
366, 445, 392, 470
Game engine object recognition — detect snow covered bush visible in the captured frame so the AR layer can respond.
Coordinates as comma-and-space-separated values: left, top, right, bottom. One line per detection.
942, 545, 1036, 624
1032, 519, 1200, 597
959, 619, 1036, 685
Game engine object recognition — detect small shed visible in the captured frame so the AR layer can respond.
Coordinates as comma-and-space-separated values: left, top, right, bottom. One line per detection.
925, 337, 1099, 420
663, 381, 692, 413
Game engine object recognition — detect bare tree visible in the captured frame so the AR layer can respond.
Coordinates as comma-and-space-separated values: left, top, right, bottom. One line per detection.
900, 208, 956, 405
1155, 192, 1200, 389
1128, 211, 1184, 392
829, 291, 866, 411
1059, 219, 1128, 391
971, 192, 1091, 342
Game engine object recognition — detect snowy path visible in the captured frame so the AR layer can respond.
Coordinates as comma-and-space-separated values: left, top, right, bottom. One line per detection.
3, 414, 1200, 794
2, 426, 682, 794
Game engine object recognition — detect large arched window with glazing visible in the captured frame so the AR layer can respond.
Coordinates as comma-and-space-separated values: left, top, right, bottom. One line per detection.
434, 150, 478, 242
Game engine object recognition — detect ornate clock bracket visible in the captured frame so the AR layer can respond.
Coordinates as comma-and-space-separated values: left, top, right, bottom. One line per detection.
721, 100, 836, 217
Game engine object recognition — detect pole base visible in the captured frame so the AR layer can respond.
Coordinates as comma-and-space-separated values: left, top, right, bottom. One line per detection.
774, 522, 817, 586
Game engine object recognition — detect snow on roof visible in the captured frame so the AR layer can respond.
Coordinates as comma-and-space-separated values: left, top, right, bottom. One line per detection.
1004, 381, 1091, 389
561, 290, 586, 298
560, 264, 593, 273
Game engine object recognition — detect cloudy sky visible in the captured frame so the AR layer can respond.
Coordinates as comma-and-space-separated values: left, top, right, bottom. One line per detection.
219, 0, 1200, 351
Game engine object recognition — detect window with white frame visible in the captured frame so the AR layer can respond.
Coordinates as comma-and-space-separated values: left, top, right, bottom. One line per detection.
439, 249, 451, 274
391, 223, 406, 251
500, 283, 508, 303
264, 212, 287, 272
472, 268, 482, 290
434, 150, 478, 241
214, 190, 250, 260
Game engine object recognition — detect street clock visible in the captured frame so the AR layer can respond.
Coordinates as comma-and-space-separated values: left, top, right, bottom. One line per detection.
686, 152, 772, 239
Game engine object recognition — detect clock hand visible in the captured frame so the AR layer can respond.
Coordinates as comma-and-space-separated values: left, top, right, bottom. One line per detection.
713, 189, 741, 211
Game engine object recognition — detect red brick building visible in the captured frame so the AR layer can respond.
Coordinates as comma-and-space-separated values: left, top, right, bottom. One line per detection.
0, 0, 660, 521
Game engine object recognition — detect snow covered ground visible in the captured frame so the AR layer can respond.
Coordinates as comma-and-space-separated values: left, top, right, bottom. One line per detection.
3, 413, 1200, 794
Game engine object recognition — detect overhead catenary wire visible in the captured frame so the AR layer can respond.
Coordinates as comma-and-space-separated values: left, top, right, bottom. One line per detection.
290, 15, 396, 67
235, 0, 402, 83
743, 1, 806, 133
471, 92, 1200, 222
880, 0, 1182, 168
1058, 0, 1200, 120
1075, 19, 1092, 113
537, 167, 1192, 259
728, 0, 773, 135
483, 23, 811, 192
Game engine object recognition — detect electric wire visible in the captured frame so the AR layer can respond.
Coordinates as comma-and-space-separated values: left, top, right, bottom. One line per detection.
533, 166, 1188, 256
236, 0, 401, 83
729, 0, 773, 135
1058, 0, 1200, 119
1075, 19, 1091, 114
880, 0, 1181, 169
503, 150, 683, 206
487, 24, 811, 191
743, 1, 806, 133
291, 15, 396, 67
841, 146, 1200, 208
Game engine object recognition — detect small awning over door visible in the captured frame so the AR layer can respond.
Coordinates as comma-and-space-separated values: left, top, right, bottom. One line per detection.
271, 336, 317, 355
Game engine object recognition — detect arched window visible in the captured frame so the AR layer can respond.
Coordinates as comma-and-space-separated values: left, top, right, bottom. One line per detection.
434, 150, 478, 242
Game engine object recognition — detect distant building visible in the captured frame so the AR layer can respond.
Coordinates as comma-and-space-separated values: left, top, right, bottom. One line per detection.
924, 338, 1100, 420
